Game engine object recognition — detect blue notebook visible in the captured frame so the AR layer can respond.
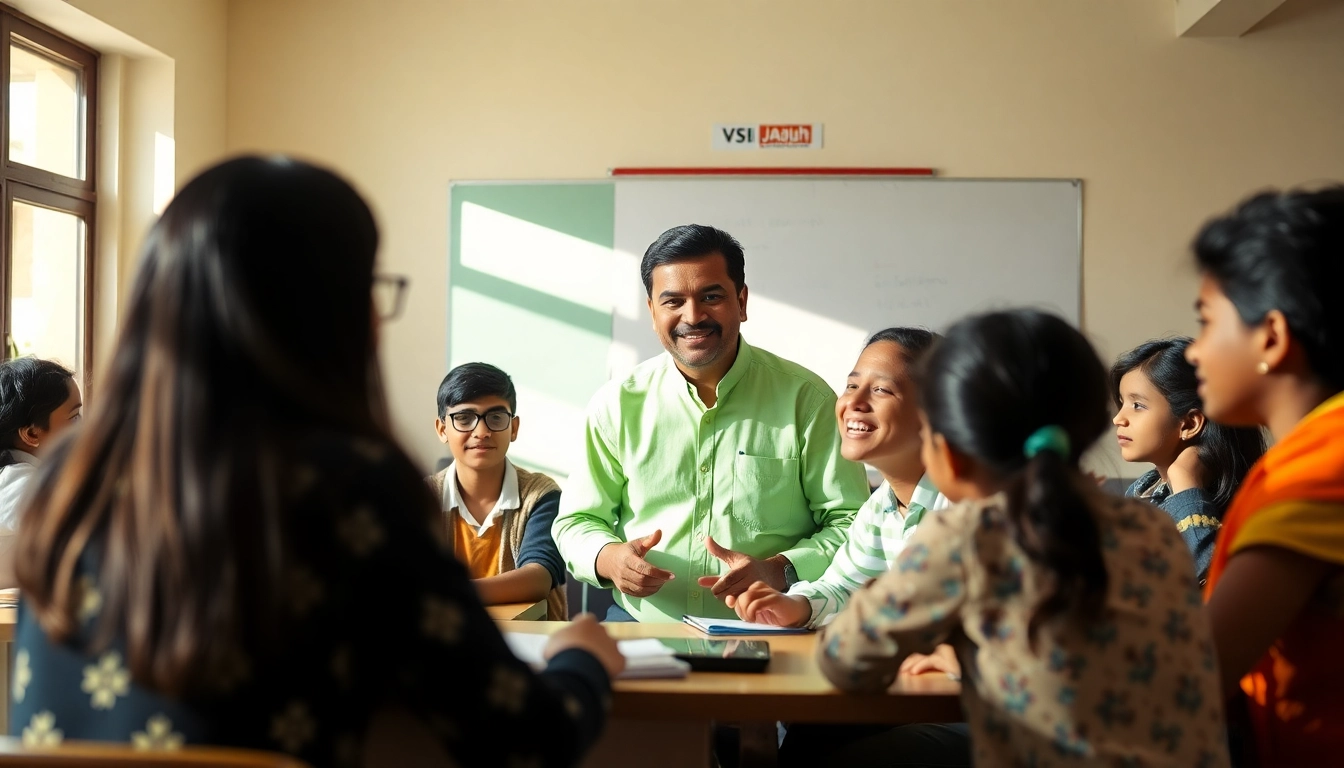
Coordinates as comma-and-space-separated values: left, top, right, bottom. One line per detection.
682, 614, 810, 635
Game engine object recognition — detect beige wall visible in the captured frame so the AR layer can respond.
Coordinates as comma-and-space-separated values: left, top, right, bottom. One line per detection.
224, 0, 1344, 472
63, 0, 228, 318
63, 0, 228, 187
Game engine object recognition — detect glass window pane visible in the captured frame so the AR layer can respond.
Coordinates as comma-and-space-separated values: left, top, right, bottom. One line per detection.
10, 201, 84, 374
8, 42, 82, 179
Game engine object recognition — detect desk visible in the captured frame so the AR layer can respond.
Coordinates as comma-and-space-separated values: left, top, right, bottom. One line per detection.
499, 621, 962, 768
0, 607, 13, 737
485, 599, 547, 621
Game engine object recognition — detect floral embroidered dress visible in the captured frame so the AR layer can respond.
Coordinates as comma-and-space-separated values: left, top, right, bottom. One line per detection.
11, 434, 611, 768
817, 489, 1230, 768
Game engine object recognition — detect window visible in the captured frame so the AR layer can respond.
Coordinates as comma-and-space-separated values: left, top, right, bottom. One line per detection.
0, 5, 96, 383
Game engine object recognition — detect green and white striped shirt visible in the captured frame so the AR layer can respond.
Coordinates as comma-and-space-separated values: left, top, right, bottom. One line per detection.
788, 475, 948, 629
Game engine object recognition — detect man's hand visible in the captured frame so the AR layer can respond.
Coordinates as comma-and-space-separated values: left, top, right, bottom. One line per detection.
596, 529, 675, 597
696, 536, 788, 598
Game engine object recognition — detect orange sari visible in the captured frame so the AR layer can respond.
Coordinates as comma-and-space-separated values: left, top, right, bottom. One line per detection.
1205, 392, 1344, 767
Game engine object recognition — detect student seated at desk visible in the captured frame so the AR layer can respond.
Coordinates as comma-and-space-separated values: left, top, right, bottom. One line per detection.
818, 309, 1229, 767
0, 357, 81, 587
11, 156, 622, 768
722, 328, 970, 767
1110, 337, 1264, 585
1189, 186, 1344, 767
430, 362, 567, 619
724, 328, 950, 627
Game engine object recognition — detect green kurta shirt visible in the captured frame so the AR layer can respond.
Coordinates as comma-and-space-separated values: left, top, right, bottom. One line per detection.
553, 338, 869, 622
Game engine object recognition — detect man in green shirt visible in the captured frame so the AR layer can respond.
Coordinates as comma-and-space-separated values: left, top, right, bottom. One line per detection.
552, 224, 869, 622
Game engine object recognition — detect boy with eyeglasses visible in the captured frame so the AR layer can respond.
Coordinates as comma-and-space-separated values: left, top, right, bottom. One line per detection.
430, 363, 567, 619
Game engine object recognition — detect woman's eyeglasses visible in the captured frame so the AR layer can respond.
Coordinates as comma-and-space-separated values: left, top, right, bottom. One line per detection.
373, 274, 410, 320
447, 410, 515, 433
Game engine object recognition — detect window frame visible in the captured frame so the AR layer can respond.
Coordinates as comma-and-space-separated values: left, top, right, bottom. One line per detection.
0, 5, 98, 384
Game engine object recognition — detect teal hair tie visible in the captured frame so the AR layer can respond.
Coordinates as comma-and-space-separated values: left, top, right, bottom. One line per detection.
1023, 425, 1071, 459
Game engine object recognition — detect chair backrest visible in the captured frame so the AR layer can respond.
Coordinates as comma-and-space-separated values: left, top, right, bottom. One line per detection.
565, 577, 615, 620
0, 738, 310, 768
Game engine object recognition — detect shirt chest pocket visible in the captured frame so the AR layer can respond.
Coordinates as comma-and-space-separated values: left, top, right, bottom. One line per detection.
731, 453, 805, 533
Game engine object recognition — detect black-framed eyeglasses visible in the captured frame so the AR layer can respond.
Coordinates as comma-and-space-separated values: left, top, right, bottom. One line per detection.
373, 274, 410, 320
447, 409, 515, 433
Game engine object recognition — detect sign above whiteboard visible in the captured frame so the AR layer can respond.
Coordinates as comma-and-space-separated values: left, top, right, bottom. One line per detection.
713, 123, 823, 150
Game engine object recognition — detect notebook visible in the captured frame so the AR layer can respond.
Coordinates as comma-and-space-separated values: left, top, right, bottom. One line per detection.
503, 632, 691, 679
682, 615, 810, 636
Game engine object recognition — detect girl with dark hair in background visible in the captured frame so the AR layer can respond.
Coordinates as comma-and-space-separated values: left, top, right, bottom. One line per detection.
0, 357, 79, 587
1189, 185, 1344, 766
1111, 337, 1265, 584
11, 156, 621, 767
817, 309, 1228, 767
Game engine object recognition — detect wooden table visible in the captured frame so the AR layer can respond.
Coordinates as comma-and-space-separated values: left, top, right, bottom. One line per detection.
485, 599, 547, 621
0, 607, 13, 737
500, 621, 962, 768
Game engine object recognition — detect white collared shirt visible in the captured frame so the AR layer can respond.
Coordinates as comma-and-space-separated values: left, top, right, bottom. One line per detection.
0, 449, 40, 533
0, 449, 39, 590
442, 458, 520, 538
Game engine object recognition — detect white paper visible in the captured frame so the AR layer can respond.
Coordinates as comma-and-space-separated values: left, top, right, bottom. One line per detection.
503, 633, 690, 679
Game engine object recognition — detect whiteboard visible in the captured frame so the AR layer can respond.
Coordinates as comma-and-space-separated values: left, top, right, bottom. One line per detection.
609, 178, 1081, 388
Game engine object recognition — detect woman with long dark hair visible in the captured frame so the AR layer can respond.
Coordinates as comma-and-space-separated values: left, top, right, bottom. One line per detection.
11, 156, 621, 766
1110, 337, 1265, 583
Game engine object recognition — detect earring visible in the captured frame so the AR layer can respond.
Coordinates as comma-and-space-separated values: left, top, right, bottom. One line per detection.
1257, 361, 1270, 375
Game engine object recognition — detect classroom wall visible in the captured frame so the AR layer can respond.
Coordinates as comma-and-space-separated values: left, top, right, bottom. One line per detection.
62, 0, 228, 187
64, 0, 228, 312
224, 0, 1344, 474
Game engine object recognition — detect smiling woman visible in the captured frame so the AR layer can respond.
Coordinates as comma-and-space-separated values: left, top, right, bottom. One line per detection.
725, 326, 949, 631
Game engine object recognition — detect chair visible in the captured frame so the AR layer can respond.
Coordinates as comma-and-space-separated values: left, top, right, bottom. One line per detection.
566, 577, 615, 620
0, 738, 310, 768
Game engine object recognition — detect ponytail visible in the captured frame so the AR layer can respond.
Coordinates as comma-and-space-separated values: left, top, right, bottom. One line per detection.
917, 310, 1112, 649
1007, 448, 1108, 646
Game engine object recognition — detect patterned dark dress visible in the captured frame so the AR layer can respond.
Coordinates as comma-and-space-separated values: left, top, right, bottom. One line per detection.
11, 434, 610, 768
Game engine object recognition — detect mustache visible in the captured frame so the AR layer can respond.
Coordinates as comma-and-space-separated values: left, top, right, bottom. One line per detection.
674, 321, 721, 338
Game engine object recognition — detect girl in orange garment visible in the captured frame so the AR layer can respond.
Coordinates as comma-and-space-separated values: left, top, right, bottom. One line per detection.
1186, 185, 1344, 767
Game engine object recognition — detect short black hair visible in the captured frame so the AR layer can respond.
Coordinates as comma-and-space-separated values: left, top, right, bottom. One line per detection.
1110, 337, 1265, 510
436, 363, 516, 418
640, 224, 746, 297
865, 327, 941, 366
0, 356, 74, 459
1194, 185, 1344, 391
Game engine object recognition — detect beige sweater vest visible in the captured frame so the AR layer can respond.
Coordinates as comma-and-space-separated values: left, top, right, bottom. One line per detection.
428, 465, 567, 620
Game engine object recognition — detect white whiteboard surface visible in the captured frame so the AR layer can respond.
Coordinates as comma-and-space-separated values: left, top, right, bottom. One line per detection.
611, 178, 1081, 389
